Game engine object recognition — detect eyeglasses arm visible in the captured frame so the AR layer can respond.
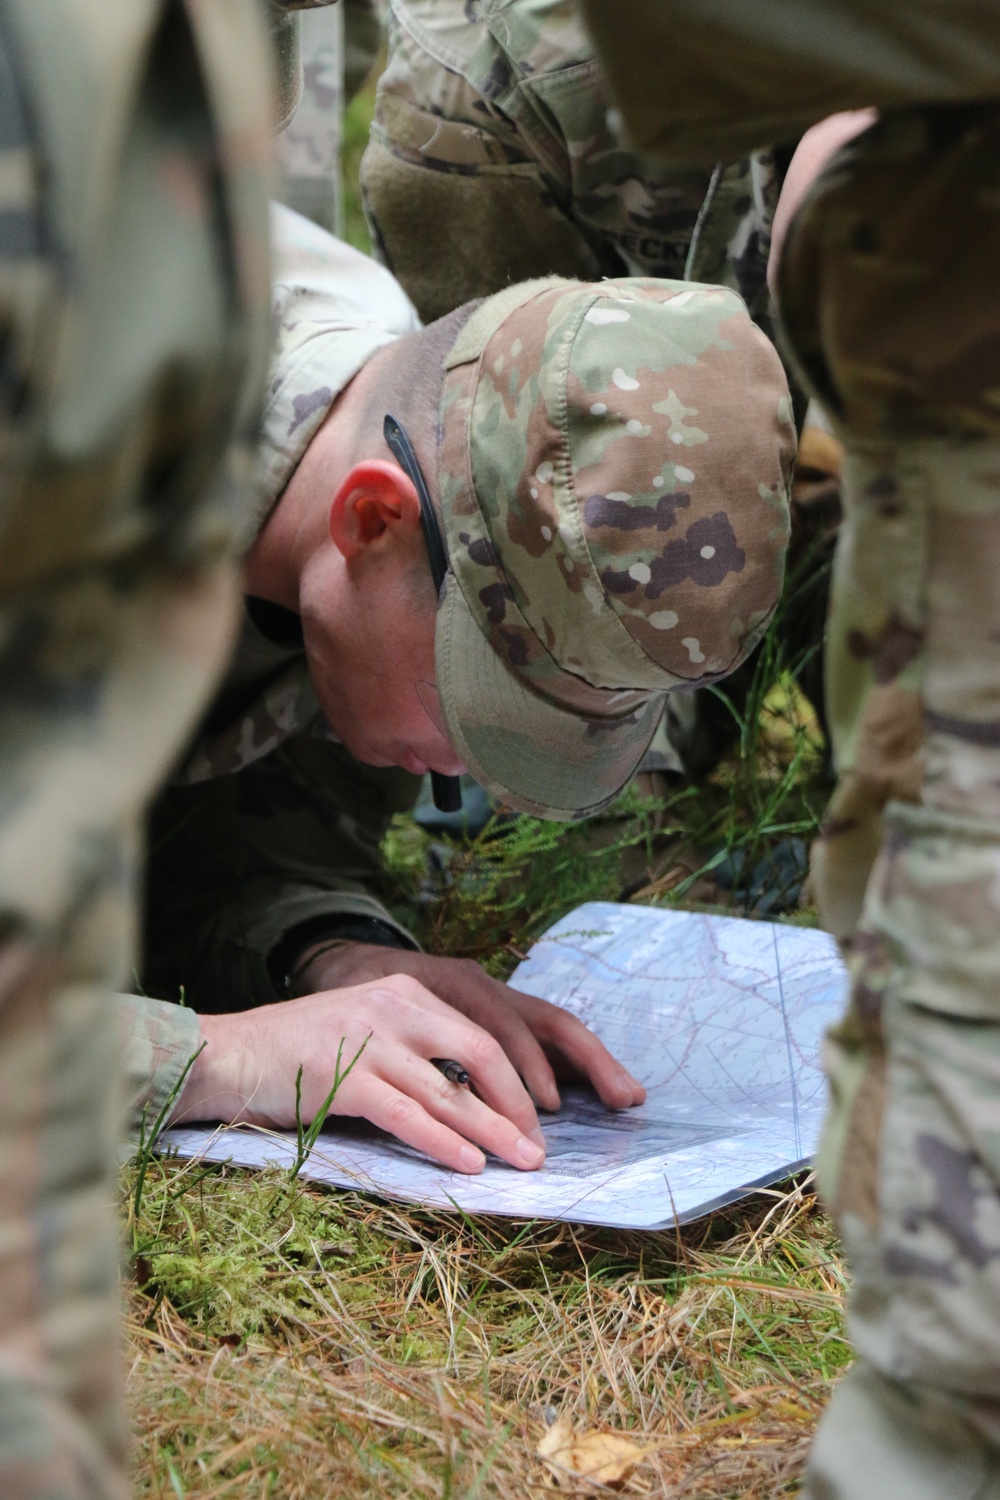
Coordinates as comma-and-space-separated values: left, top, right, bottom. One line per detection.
384, 414, 463, 816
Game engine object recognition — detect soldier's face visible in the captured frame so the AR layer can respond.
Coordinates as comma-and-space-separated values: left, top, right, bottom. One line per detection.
304, 604, 463, 775
298, 532, 465, 778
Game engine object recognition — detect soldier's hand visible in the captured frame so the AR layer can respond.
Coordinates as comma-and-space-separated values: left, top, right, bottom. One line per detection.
170, 973, 554, 1175
293, 941, 646, 1114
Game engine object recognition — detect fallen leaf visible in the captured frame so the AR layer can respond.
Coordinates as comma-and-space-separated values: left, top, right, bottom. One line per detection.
537, 1414, 647, 1489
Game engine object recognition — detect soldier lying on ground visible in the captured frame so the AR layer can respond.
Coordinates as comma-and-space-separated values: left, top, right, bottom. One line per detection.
130, 203, 795, 1176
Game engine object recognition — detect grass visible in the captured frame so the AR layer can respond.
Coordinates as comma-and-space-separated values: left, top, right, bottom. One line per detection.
121, 72, 848, 1498
379, 671, 828, 979
124, 1161, 848, 1498
123, 605, 844, 1495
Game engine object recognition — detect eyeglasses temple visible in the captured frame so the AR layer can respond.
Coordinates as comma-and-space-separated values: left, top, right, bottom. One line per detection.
383, 414, 462, 815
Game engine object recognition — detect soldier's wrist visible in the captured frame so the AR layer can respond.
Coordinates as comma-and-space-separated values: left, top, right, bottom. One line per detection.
168, 1012, 248, 1126
273, 914, 409, 998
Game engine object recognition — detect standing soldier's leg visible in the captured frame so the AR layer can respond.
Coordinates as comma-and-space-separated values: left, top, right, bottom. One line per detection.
360, 0, 712, 323
0, 3, 272, 1494
278, 4, 344, 233
777, 107, 1000, 1496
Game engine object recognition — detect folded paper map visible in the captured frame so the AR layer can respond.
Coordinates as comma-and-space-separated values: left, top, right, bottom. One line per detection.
163, 903, 847, 1230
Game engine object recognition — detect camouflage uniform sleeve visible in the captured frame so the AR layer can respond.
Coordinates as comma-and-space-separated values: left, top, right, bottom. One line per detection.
143, 735, 423, 1014
118, 992, 202, 1141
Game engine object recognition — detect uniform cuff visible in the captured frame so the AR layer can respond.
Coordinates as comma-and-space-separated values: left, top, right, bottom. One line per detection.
117, 993, 202, 1147
269, 910, 416, 996
255, 892, 419, 998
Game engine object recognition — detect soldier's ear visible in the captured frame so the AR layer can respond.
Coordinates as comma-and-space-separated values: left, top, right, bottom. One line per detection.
328, 460, 421, 561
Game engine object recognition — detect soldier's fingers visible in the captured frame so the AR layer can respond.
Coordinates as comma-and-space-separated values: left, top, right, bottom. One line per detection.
377, 989, 547, 1146
384, 1057, 547, 1173
517, 993, 646, 1109
446, 1016, 548, 1147
349, 1074, 487, 1175
463, 1001, 562, 1113
406, 959, 562, 1111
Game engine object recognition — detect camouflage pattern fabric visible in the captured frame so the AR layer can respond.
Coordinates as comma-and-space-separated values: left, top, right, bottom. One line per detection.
580, 0, 1000, 167
0, 1, 273, 1494
359, 0, 716, 323
275, 0, 383, 235
278, 4, 345, 232
140, 206, 423, 1036
270, 0, 348, 132
357, 0, 806, 790
685, 152, 780, 349
781, 107, 1000, 1497
174, 203, 419, 788
361, 0, 782, 345
585, 6, 1000, 1490
435, 275, 795, 816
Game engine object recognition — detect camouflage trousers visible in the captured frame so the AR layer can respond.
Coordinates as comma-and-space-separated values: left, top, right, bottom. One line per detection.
0, 569, 238, 1500
360, 0, 715, 324
777, 106, 1000, 1496
0, 1, 271, 1493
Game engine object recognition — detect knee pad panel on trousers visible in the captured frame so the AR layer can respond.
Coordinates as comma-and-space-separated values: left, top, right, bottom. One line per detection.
360, 138, 602, 323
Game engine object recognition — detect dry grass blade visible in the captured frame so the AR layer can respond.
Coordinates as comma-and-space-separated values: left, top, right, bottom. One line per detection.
124, 1162, 849, 1498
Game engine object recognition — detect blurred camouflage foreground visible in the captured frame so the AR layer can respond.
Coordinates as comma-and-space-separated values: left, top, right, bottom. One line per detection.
0, 1, 274, 1492
278, 2, 344, 232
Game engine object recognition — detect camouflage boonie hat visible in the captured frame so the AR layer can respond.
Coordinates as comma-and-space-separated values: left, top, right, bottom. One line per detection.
434, 276, 795, 819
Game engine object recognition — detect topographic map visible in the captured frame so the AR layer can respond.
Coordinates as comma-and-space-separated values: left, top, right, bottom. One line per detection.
163, 903, 848, 1229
